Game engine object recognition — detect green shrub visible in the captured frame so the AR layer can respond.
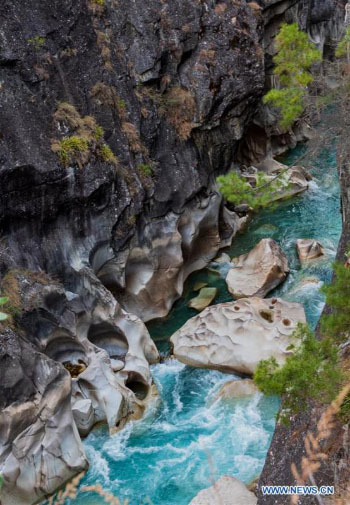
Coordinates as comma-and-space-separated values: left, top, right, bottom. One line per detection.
336, 26, 350, 62
339, 393, 350, 423
264, 23, 321, 130
52, 103, 118, 168
93, 125, 104, 140
99, 144, 118, 165
137, 163, 152, 177
28, 35, 45, 50
217, 170, 285, 210
254, 323, 343, 424
321, 261, 350, 344
54, 136, 89, 167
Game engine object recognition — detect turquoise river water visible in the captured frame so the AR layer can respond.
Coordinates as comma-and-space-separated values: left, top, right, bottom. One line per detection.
65, 143, 342, 505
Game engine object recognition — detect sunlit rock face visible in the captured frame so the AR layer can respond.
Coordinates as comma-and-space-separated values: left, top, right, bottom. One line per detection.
170, 298, 306, 375
226, 238, 289, 298
296, 238, 325, 262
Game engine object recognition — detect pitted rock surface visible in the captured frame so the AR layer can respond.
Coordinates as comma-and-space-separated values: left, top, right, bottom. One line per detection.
170, 297, 306, 375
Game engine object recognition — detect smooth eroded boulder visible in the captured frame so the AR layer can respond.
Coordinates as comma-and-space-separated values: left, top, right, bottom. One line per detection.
226, 239, 289, 298
170, 298, 306, 376
188, 287, 218, 311
296, 239, 324, 262
215, 379, 259, 401
189, 475, 257, 505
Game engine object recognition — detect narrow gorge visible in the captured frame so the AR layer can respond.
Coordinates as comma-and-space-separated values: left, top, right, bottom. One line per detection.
0, 1, 348, 505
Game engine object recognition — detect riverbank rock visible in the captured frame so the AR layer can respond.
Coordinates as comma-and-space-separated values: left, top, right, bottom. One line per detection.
248, 160, 310, 203
188, 287, 218, 311
170, 298, 306, 375
226, 239, 289, 298
216, 379, 259, 401
189, 475, 257, 505
296, 239, 325, 262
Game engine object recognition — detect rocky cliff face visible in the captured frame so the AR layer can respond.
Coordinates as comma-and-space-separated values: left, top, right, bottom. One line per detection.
0, 0, 346, 504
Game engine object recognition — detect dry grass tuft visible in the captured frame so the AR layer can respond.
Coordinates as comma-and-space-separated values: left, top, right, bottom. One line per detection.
122, 122, 144, 153
52, 103, 118, 168
290, 384, 350, 505
158, 86, 196, 141
90, 82, 128, 119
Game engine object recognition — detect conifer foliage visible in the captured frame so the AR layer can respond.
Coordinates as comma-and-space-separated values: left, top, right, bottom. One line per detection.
264, 23, 321, 130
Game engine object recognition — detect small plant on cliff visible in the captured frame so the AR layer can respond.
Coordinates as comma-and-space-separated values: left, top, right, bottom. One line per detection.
28, 35, 45, 50
137, 163, 152, 177
51, 103, 118, 168
336, 26, 350, 64
321, 261, 350, 344
53, 136, 89, 167
263, 23, 321, 130
254, 323, 343, 425
98, 143, 119, 165
216, 170, 286, 210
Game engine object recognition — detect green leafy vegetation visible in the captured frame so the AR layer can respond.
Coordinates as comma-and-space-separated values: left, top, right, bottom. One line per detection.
336, 26, 350, 62
321, 261, 350, 344
216, 170, 286, 210
0, 296, 8, 321
339, 393, 350, 423
28, 35, 45, 50
54, 136, 89, 167
99, 144, 118, 164
137, 163, 152, 177
92, 0, 105, 4
254, 323, 343, 424
263, 23, 321, 130
255, 259, 350, 424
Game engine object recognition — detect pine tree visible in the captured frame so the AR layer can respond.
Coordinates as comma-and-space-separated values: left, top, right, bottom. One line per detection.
254, 324, 342, 424
321, 261, 350, 343
264, 23, 321, 130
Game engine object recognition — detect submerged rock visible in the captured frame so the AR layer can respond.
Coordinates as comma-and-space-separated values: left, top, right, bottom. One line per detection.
226, 239, 289, 298
170, 297, 306, 375
296, 239, 325, 262
188, 287, 218, 311
193, 282, 208, 291
216, 379, 259, 401
189, 475, 257, 505
213, 252, 231, 263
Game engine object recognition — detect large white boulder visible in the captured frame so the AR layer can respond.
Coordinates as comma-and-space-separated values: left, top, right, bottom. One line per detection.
170, 297, 306, 376
226, 239, 289, 298
189, 475, 257, 505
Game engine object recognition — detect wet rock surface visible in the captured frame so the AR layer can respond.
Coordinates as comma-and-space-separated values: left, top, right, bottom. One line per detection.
188, 287, 218, 311
170, 297, 306, 375
296, 238, 325, 262
215, 379, 259, 401
226, 238, 289, 298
